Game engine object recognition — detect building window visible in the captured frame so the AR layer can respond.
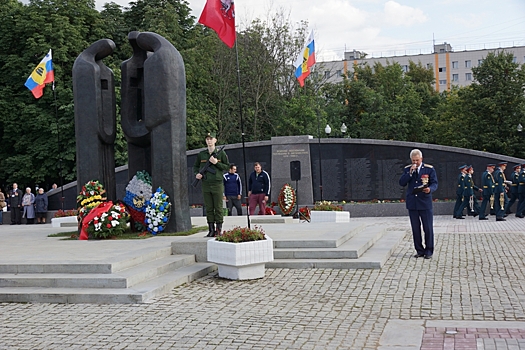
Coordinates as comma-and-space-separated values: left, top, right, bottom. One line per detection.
513, 56, 517, 63
439, 80, 447, 85
324, 71, 330, 79
336, 70, 342, 76
426, 63, 433, 69
478, 59, 483, 66
452, 61, 458, 69
452, 74, 459, 82
465, 60, 471, 68
465, 73, 472, 81
439, 67, 446, 72
401, 65, 408, 72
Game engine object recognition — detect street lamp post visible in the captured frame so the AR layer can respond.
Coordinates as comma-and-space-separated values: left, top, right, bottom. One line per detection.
325, 124, 331, 138
341, 123, 347, 138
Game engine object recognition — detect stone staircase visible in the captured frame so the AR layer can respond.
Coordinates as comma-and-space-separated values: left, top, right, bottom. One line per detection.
0, 246, 216, 304
266, 223, 407, 269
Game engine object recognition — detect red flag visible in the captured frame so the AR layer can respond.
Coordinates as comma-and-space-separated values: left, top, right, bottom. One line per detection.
198, 0, 236, 48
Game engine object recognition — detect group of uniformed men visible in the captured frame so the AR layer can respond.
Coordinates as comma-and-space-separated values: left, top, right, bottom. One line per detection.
454, 162, 525, 221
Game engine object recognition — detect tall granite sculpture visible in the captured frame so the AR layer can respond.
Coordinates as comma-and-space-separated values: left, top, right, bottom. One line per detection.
121, 31, 191, 232
72, 39, 117, 202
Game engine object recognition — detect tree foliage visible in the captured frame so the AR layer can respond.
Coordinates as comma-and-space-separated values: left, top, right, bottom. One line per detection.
0, 0, 523, 191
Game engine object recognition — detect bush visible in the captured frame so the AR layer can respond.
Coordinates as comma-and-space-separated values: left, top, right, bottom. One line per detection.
53, 209, 78, 218
312, 201, 343, 211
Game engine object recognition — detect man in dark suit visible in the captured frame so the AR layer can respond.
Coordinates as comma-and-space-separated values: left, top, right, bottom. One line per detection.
399, 149, 438, 260
507, 164, 520, 215
453, 164, 468, 219
493, 161, 509, 221
9, 183, 23, 225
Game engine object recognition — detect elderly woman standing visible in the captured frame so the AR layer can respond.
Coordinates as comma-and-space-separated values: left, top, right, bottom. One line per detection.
35, 188, 48, 224
22, 187, 35, 224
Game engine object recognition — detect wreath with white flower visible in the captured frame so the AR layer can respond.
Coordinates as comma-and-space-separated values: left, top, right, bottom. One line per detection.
86, 202, 129, 239
123, 171, 152, 231
278, 183, 296, 216
145, 187, 171, 235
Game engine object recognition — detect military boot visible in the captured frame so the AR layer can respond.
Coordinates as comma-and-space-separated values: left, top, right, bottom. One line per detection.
215, 223, 223, 237
206, 222, 215, 237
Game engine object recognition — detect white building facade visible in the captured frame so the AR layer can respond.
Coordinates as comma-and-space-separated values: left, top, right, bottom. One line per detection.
319, 43, 525, 92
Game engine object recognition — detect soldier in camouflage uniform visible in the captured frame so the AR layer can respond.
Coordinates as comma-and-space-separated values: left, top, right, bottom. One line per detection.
193, 132, 229, 237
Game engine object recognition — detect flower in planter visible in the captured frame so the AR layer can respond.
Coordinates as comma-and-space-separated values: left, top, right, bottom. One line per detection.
145, 187, 171, 235
216, 226, 266, 243
312, 201, 343, 211
53, 209, 78, 218
278, 183, 296, 216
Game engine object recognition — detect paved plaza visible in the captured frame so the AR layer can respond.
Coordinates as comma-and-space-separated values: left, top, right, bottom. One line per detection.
1, 215, 525, 349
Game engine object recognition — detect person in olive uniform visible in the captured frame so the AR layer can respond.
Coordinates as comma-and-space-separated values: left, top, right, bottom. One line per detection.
479, 164, 495, 220
493, 161, 509, 221
194, 132, 229, 237
507, 164, 521, 214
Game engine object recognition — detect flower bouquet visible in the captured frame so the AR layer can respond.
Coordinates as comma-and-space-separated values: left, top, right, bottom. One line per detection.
86, 202, 129, 239
216, 225, 266, 243
298, 206, 311, 222
77, 180, 107, 222
278, 183, 296, 216
145, 187, 171, 235
123, 171, 152, 231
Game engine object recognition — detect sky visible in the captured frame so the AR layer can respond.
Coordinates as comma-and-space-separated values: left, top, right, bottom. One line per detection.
92, 0, 525, 62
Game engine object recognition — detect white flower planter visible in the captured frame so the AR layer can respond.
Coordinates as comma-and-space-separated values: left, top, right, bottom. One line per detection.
207, 236, 274, 280
310, 211, 350, 223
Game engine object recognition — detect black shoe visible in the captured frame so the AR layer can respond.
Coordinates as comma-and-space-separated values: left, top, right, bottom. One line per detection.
456, 216, 465, 219
215, 223, 223, 237
205, 223, 215, 237
413, 253, 425, 258
479, 217, 488, 220
10, 223, 15, 225
424, 255, 432, 260
517, 215, 525, 218
496, 218, 506, 221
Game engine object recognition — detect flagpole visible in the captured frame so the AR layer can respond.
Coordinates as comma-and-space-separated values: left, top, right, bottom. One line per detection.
233, 38, 251, 229
52, 78, 64, 210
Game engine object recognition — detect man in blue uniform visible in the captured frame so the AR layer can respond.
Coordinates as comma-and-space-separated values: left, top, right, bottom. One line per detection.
465, 165, 482, 216
453, 164, 468, 219
479, 164, 495, 220
493, 162, 509, 221
399, 149, 438, 260
507, 164, 521, 214
516, 163, 525, 218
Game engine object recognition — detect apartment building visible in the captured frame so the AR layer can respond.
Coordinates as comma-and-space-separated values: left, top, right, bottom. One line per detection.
319, 43, 525, 92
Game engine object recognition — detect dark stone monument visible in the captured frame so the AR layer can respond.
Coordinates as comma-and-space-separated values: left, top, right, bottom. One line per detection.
72, 39, 117, 202
121, 31, 191, 232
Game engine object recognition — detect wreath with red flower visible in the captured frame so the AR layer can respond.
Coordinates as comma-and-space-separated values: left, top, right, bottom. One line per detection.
278, 183, 296, 216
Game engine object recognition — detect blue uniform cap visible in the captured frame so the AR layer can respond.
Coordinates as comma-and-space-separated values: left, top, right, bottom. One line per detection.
466, 165, 472, 171
514, 164, 521, 169
458, 164, 467, 170
487, 164, 496, 167
497, 161, 507, 166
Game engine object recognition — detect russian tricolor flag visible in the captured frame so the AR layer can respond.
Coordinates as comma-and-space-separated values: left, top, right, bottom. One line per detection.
293, 30, 316, 87
24, 49, 54, 99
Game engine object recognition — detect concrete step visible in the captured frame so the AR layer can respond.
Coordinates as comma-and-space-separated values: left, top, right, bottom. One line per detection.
0, 246, 173, 274
266, 230, 406, 269
273, 225, 387, 259
0, 254, 195, 288
0, 263, 217, 304
272, 222, 366, 249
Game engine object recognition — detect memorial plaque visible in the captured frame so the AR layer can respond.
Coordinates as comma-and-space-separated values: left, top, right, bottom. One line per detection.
346, 158, 372, 200
377, 159, 405, 199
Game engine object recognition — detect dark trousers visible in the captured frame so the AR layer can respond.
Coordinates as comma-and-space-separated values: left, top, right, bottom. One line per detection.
226, 196, 243, 216
517, 193, 525, 216
455, 196, 468, 217
408, 209, 434, 256
453, 194, 463, 216
507, 192, 519, 213
11, 206, 21, 224
479, 195, 492, 219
